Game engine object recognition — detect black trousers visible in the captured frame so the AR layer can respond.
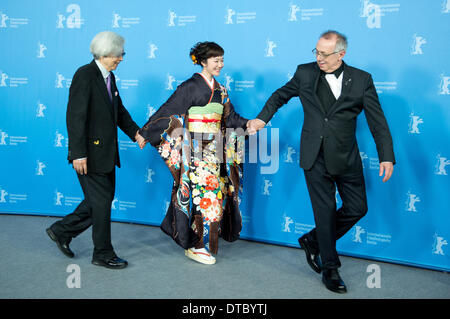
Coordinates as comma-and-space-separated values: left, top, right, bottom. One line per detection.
50, 170, 116, 260
303, 147, 368, 270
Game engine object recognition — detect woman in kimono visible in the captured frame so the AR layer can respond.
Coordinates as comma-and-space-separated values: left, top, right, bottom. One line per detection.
138, 42, 248, 265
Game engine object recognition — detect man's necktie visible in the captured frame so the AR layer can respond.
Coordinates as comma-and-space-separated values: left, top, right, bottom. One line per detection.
106, 74, 112, 102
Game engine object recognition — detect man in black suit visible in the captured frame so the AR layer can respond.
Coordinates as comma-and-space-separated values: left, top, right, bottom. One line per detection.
46, 31, 145, 269
247, 30, 395, 293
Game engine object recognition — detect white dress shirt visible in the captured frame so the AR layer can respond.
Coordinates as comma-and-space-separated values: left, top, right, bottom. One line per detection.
324, 72, 343, 100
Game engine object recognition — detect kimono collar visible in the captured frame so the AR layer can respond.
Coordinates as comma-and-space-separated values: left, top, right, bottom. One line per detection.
197, 72, 215, 89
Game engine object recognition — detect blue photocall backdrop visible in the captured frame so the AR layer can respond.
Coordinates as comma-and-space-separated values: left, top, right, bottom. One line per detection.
0, 0, 449, 271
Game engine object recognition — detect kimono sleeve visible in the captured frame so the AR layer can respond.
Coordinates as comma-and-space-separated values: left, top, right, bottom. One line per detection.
139, 80, 192, 147
224, 101, 248, 130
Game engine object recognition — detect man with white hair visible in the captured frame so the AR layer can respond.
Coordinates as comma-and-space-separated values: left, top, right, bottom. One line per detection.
46, 31, 145, 269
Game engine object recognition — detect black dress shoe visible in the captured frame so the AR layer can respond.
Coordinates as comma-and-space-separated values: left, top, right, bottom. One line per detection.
322, 269, 347, 293
46, 228, 74, 258
92, 256, 128, 269
298, 235, 322, 273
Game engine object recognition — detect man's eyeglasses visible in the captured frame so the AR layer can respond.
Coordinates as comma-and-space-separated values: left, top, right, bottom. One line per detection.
312, 48, 342, 58
108, 52, 126, 58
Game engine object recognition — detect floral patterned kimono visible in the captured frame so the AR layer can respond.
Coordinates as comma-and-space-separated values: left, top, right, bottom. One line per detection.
139, 73, 247, 254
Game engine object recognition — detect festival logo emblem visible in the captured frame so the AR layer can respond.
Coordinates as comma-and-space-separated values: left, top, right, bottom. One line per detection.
148, 43, 158, 59
0, 188, 8, 203
352, 225, 366, 243
146, 168, 155, 183
282, 214, 294, 233
288, 3, 300, 21
360, 0, 381, 28
166, 74, 176, 90
224, 5, 256, 24
265, 39, 276, 57
55, 73, 71, 88
36, 160, 46, 176
54, 190, 64, 206
36, 101, 46, 118
284, 146, 296, 163
167, 9, 196, 27
0, 12, 8, 28
224, 74, 234, 91
54, 131, 66, 147
112, 12, 140, 28
411, 34, 426, 55
432, 233, 448, 255
37, 42, 47, 58
0, 130, 8, 145
439, 74, 450, 95
405, 191, 420, 212
408, 112, 423, 134
262, 178, 273, 196
225, 6, 235, 24
56, 4, 83, 29
0, 11, 29, 28
0, 71, 8, 87
434, 154, 450, 175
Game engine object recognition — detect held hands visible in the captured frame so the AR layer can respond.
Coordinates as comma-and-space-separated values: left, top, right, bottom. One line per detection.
379, 162, 394, 182
135, 131, 147, 149
246, 118, 266, 135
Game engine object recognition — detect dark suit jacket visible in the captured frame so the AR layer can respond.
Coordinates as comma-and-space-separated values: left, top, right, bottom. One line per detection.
257, 61, 395, 175
66, 60, 139, 173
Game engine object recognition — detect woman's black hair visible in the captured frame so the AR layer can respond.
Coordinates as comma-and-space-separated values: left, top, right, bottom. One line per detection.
190, 41, 224, 65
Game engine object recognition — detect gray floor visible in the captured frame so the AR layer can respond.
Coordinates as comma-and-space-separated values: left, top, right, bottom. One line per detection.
0, 214, 449, 299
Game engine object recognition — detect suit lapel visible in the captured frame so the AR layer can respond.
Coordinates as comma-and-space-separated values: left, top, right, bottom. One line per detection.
327, 62, 353, 116
339, 63, 353, 98
90, 60, 115, 119
312, 65, 327, 114
110, 72, 119, 124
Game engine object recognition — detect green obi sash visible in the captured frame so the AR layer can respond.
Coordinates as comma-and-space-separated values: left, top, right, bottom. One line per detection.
188, 102, 223, 115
